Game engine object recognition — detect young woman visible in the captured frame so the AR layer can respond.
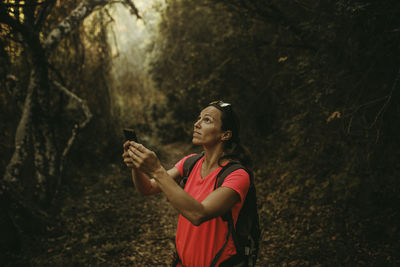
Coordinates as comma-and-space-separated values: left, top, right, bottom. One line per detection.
122, 101, 251, 266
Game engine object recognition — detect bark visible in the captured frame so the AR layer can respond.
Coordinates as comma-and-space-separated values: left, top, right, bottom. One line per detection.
43, 0, 108, 52
2, 0, 111, 207
2, 0, 139, 217
3, 73, 34, 185
43, 0, 140, 51
1, 68, 49, 219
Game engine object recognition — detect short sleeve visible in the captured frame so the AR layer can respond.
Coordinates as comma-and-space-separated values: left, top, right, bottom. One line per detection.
174, 154, 197, 177
221, 169, 250, 204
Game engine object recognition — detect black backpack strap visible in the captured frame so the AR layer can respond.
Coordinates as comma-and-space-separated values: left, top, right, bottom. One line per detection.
209, 210, 235, 267
214, 162, 248, 189
180, 152, 204, 188
209, 162, 250, 266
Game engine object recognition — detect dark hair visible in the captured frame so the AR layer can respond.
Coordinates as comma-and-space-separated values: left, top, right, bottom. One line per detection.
208, 101, 252, 168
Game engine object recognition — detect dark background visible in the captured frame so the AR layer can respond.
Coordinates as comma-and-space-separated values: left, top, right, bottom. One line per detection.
1, 0, 399, 265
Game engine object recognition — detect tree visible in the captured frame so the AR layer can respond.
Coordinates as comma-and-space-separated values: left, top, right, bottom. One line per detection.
150, 0, 400, 264
0, 0, 140, 254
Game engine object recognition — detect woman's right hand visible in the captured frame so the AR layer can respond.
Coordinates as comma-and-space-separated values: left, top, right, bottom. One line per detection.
122, 141, 135, 168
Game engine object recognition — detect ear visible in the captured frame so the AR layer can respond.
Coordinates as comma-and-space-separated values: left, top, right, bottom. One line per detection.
221, 130, 232, 142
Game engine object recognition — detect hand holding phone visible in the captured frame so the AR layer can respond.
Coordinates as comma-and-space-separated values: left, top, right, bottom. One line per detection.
123, 128, 138, 142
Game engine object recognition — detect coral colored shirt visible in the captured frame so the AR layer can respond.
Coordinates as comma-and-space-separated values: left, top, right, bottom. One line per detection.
174, 154, 250, 267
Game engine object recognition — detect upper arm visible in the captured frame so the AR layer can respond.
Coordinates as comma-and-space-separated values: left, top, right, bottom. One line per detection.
198, 169, 250, 224
200, 187, 241, 222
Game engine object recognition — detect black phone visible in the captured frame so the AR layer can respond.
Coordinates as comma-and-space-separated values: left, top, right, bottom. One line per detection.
123, 128, 138, 142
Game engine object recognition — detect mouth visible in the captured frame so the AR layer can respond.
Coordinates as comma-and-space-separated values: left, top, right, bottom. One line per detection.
193, 131, 201, 136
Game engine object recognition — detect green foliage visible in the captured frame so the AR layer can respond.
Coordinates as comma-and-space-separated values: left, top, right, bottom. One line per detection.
150, 0, 400, 265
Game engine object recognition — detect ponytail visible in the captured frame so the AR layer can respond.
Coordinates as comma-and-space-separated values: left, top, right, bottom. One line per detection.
219, 139, 252, 168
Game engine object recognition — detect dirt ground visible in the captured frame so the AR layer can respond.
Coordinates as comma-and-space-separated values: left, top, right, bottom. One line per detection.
5, 142, 192, 266
6, 142, 267, 266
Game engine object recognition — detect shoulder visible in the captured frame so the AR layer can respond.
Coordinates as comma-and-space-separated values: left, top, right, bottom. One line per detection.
223, 168, 250, 185
174, 153, 201, 176
219, 162, 250, 182
220, 167, 250, 202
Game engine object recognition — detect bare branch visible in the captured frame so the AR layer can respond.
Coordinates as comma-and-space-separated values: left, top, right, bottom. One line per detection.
43, 0, 108, 52
52, 81, 93, 174
368, 67, 400, 129
34, 0, 57, 30
43, 0, 142, 52
121, 0, 141, 19
104, 8, 120, 57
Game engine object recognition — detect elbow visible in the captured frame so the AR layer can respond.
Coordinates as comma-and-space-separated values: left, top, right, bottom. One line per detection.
191, 218, 202, 227
189, 211, 209, 226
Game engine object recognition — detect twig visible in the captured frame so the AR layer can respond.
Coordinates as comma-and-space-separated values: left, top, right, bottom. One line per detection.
122, 0, 141, 19
34, 0, 57, 31
52, 81, 92, 175
49, 80, 92, 203
368, 67, 400, 129
104, 8, 120, 58
345, 95, 389, 118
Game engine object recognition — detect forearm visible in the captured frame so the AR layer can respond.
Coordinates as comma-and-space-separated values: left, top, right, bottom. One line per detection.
152, 168, 207, 226
132, 169, 161, 196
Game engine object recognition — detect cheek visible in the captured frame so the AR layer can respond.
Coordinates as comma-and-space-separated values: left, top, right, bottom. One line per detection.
203, 126, 222, 139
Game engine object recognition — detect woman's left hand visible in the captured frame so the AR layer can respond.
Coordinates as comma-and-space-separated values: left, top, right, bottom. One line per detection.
127, 141, 163, 176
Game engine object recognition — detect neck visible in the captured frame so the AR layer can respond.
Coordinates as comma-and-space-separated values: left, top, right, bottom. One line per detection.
202, 143, 225, 169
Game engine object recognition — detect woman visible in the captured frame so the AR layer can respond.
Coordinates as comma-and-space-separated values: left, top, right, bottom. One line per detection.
122, 100, 251, 266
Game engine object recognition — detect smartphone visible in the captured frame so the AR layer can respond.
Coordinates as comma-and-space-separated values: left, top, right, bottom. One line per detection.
123, 128, 138, 142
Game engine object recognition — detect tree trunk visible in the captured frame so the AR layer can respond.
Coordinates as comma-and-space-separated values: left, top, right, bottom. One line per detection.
2, 0, 111, 207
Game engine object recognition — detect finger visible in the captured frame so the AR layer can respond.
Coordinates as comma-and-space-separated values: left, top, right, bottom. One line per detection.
129, 141, 138, 147
123, 141, 131, 149
123, 158, 132, 164
129, 145, 145, 158
124, 156, 139, 168
136, 144, 147, 153
130, 142, 148, 153
128, 150, 141, 163
122, 151, 133, 158
123, 158, 134, 167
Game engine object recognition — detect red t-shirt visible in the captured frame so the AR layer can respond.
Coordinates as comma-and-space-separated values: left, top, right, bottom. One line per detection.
174, 154, 250, 267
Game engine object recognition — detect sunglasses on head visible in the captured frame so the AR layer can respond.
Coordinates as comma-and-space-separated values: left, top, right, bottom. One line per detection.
209, 100, 232, 109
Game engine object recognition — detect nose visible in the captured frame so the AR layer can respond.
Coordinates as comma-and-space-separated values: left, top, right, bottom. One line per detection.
194, 118, 201, 129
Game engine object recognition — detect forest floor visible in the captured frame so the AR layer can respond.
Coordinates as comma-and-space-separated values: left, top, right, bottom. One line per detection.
6, 142, 269, 266
6, 142, 197, 266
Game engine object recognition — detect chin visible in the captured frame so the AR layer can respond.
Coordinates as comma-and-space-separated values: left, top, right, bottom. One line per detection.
192, 138, 202, 146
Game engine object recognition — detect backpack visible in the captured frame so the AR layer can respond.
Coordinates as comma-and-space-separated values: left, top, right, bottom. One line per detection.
179, 153, 261, 267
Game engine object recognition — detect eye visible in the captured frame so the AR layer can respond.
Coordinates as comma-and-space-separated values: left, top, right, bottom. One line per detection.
195, 116, 202, 124
204, 117, 211, 123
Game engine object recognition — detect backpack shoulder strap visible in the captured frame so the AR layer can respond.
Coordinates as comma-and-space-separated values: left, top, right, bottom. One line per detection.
213, 162, 254, 257
180, 152, 204, 188
214, 162, 251, 189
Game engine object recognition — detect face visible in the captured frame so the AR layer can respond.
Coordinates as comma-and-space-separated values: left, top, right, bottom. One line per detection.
192, 106, 230, 147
